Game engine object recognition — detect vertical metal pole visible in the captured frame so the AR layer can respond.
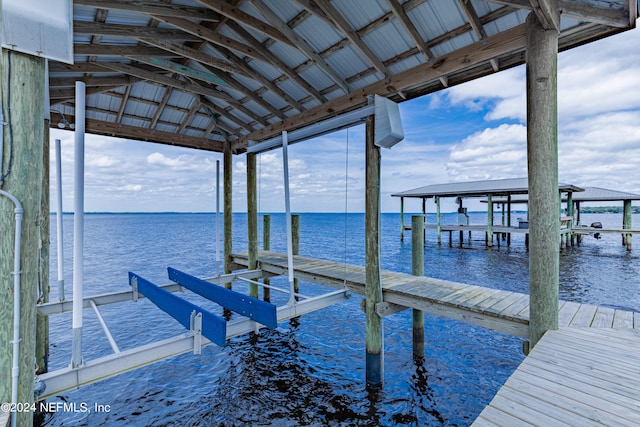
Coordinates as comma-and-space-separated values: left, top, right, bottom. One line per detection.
282, 131, 296, 305
526, 11, 559, 350
411, 216, 424, 360
55, 139, 65, 301
72, 81, 86, 368
223, 141, 233, 284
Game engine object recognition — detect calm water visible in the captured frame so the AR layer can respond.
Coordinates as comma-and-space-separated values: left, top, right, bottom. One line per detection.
40, 212, 640, 426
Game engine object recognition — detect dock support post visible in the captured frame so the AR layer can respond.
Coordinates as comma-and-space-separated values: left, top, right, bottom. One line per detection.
263, 215, 270, 301
487, 195, 493, 247
292, 214, 300, 296
36, 116, 51, 375
436, 197, 441, 245
526, 9, 559, 349
400, 197, 405, 241
365, 114, 383, 388
0, 49, 46, 426
623, 199, 632, 251
224, 141, 233, 285
422, 198, 426, 241
411, 216, 424, 361
567, 192, 574, 246
507, 195, 512, 246
247, 152, 258, 298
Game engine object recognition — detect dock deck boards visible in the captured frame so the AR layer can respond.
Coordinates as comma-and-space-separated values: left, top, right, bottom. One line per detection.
472, 328, 640, 426
232, 252, 636, 339
232, 252, 639, 425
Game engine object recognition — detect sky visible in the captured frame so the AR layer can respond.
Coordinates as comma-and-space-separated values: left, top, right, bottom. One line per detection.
50, 25, 640, 214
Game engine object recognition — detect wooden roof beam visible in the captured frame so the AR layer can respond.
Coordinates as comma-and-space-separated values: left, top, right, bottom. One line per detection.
226, 20, 327, 103
116, 85, 132, 124
49, 75, 142, 88
199, 97, 255, 133
213, 44, 307, 112
385, 0, 436, 63
249, 0, 351, 94
178, 101, 202, 134
487, 0, 633, 28
238, 23, 529, 149
95, 61, 267, 127
75, 0, 220, 21
458, 0, 489, 42
73, 44, 174, 57
149, 15, 269, 62
139, 39, 251, 78
195, 0, 296, 48
127, 56, 232, 88
73, 20, 200, 41
150, 87, 172, 130
529, 0, 560, 31
313, 0, 390, 79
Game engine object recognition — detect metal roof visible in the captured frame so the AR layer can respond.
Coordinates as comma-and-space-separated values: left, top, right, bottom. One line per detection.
391, 177, 584, 198
486, 187, 640, 203
47, 0, 638, 154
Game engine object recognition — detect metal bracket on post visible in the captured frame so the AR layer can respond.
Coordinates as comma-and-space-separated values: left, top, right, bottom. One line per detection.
131, 276, 139, 302
190, 310, 203, 355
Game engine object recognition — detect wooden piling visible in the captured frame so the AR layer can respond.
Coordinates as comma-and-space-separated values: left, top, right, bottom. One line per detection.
436, 197, 441, 245
223, 141, 233, 286
292, 214, 300, 295
623, 199, 632, 251
247, 152, 258, 297
263, 214, 271, 301
526, 11, 559, 349
411, 216, 424, 360
487, 195, 493, 247
36, 120, 50, 375
400, 197, 405, 241
0, 49, 46, 426
365, 115, 383, 388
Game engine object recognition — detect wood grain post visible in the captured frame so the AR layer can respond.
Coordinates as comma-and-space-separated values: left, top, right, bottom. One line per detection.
411, 216, 425, 360
247, 152, 258, 297
526, 11, 560, 349
223, 141, 233, 286
0, 49, 45, 426
263, 214, 271, 301
436, 197, 441, 245
567, 192, 574, 246
36, 120, 50, 375
400, 196, 405, 241
365, 115, 383, 388
292, 214, 300, 296
623, 199, 632, 251
487, 195, 493, 247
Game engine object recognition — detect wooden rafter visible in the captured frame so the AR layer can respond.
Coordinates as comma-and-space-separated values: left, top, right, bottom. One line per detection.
199, 98, 255, 133
225, 20, 327, 102
150, 88, 173, 130
116, 85, 132, 124
75, 0, 220, 21
195, 0, 296, 48
73, 20, 200, 41
486, 0, 632, 27
312, 0, 389, 78
385, 0, 436, 63
178, 101, 202, 134
529, 0, 560, 31
250, 0, 351, 94
458, 0, 489, 42
239, 23, 529, 149
73, 44, 176, 57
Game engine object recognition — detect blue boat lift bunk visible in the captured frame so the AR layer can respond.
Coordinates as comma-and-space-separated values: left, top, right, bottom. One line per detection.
37, 268, 350, 399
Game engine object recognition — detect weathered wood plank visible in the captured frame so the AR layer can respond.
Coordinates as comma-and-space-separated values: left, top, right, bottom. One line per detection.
557, 301, 581, 327
590, 306, 616, 328
568, 304, 598, 327
612, 309, 634, 328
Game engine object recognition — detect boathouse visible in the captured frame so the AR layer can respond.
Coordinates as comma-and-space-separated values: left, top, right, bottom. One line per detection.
1, 1, 638, 426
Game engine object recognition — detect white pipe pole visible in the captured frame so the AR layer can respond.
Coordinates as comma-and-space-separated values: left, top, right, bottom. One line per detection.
0, 190, 23, 427
71, 81, 86, 368
282, 131, 296, 305
215, 159, 220, 276
55, 139, 65, 301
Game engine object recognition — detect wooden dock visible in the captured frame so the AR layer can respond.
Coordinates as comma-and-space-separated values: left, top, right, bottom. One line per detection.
233, 251, 639, 425
473, 327, 640, 426
232, 252, 637, 339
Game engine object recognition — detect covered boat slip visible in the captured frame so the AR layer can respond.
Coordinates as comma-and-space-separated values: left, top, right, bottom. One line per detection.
2, 0, 639, 425
393, 178, 639, 250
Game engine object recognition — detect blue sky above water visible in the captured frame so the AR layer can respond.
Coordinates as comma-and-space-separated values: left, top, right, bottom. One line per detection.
50, 26, 640, 214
